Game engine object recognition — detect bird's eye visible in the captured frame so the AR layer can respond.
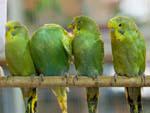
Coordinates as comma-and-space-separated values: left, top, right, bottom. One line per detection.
118, 29, 124, 35
119, 24, 122, 27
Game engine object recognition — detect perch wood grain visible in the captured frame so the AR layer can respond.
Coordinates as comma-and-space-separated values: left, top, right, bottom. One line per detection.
0, 75, 149, 88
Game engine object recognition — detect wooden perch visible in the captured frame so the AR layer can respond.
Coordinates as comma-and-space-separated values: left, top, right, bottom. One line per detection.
0, 75, 149, 88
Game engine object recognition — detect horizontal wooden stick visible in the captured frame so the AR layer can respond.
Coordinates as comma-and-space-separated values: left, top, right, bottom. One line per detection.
0, 75, 149, 88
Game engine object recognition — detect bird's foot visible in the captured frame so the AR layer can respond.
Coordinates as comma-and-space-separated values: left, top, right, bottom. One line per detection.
74, 75, 79, 80
64, 72, 69, 84
141, 74, 146, 85
92, 75, 99, 86
6, 75, 11, 81
91, 75, 99, 80
73, 73, 79, 85
30, 74, 36, 82
113, 73, 117, 83
39, 74, 44, 82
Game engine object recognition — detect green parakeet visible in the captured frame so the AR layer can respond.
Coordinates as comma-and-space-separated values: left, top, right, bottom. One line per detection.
5, 21, 37, 113
108, 16, 146, 113
69, 16, 104, 113
30, 24, 72, 113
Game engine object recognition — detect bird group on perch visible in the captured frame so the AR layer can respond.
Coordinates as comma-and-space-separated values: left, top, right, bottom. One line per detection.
4, 15, 146, 113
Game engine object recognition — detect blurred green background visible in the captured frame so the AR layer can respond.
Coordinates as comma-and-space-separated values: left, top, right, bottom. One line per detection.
1, 0, 150, 113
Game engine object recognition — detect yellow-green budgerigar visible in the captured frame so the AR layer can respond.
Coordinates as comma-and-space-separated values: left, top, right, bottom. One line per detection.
69, 16, 104, 113
5, 21, 37, 113
108, 16, 146, 113
30, 24, 72, 113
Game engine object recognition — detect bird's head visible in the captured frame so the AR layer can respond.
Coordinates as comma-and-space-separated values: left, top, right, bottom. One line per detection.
108, 16, 138, 40
6, 21, 27, 41
68, 15, 99, 33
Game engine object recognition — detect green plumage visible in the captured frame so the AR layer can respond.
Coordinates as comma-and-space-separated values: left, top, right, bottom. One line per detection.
5, 22, 35, 75
5, 21, 37, 113
108, 16, 146, 113
30, 24, 71, 113
30, 24, 71, 75
70, 16, 104, 113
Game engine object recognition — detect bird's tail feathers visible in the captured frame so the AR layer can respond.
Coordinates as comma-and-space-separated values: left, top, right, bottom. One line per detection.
51, 87, 68, 113
86, 87, 99, 113
22, 88, 37, 113
126, 87, 143, 113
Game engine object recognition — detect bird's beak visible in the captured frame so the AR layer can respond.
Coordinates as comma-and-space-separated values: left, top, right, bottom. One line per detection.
68, 20, 75, 30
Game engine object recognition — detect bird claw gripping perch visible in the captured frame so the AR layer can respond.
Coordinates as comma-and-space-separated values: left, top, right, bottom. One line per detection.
141, 74, 146, 85
113, 73, 117, 83
92, 75, 99, 86
73, 72, 79, 85
91, 75, 99, 80
39, 73, 44, 82
6, 75, 11, 81
30, 74, 36, 82
64, 73, 69, 84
